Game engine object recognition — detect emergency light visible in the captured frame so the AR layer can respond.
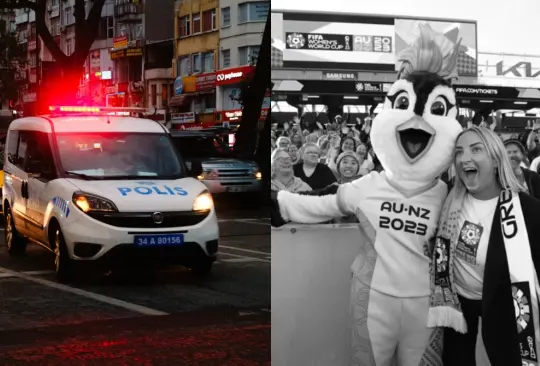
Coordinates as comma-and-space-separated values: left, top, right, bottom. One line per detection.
48, 106, 147, 116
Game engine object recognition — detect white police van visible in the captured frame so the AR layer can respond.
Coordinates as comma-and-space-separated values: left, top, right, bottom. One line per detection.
2, 106, 219, 282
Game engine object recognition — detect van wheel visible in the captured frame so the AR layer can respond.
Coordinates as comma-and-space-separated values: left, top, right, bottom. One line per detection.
5, 210, 26, 256
54, 229, 74, 283
190, 259, 213, 277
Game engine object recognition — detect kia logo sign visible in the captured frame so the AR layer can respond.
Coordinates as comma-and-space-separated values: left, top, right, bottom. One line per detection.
217, 71, 243, 82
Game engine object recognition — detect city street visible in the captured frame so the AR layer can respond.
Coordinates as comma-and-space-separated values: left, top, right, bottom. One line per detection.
0, 198, 270, 365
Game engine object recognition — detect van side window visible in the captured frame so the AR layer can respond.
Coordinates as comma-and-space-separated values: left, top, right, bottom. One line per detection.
6, 131, 19, 165
20, 131, 55, 178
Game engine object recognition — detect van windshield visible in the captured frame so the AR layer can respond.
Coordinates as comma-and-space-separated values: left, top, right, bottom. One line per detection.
55, 132, 184, 180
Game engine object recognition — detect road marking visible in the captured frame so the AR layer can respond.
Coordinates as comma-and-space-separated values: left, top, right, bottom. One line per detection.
0, 266, 168, 316
221, 258, 255, 263
219, 252, 270, 263
218, 218, 269, 224
0, 269, 55, 278
220, 245, 270, 256
230, 219, 269, 226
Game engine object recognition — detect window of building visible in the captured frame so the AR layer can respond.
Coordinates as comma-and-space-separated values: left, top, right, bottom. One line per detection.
202, 9, 216, 32
151, 84, 157, 106
221, 49, 230, 68
65, 38, 73, 56
202, 52, 214, 72
63, 6, 74, 25
221, 7, 230, 28
178, 56, 190, 76
191, 53, 201, 73
107, 16, 114, 38
192, 13, 201, 34
238, 1, 269, 23
161, 84, 168, 107
238, 45, 259, 65
179, 15, 190, 37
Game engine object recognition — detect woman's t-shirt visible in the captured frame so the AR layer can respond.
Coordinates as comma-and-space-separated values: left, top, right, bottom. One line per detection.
294, 163, 337, 191
454, 194, 498, 300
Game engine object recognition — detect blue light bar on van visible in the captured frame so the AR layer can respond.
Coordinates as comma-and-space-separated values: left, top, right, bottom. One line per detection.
48, 106, 147, 116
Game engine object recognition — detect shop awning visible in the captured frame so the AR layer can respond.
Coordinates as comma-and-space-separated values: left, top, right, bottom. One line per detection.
169, 93, 195, 107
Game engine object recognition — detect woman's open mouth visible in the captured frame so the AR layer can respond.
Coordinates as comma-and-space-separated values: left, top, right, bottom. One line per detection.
463, 167, 478, 180
398, 129, 433, 159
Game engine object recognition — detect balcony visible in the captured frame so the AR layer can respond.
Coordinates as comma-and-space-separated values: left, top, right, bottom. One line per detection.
114, 3, 143, 21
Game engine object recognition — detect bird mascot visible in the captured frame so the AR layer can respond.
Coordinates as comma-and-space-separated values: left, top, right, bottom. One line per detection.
271, 24, 464, 366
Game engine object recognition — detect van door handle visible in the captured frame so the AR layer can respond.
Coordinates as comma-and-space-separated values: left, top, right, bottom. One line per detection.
22, 181, 28, 199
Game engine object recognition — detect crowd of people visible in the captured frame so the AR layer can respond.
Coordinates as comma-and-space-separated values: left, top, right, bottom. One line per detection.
270, 111, 540, 210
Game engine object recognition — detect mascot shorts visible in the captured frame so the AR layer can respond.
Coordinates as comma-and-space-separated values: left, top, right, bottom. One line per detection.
349, 275, 437, 366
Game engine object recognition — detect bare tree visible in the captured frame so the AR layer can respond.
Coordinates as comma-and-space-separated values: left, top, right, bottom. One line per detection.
0, 0, 106, 111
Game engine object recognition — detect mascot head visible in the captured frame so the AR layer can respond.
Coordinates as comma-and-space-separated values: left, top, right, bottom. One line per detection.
370, 24, 463, 185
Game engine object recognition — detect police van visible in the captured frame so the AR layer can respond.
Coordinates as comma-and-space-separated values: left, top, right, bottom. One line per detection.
2, 106, 218, 282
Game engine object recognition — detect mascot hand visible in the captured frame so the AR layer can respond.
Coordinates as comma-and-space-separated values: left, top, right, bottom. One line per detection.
271, 190, 288, 227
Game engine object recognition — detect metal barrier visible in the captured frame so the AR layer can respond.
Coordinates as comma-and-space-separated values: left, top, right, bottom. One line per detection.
271, 223, 491, 366
272, 223, 359, 366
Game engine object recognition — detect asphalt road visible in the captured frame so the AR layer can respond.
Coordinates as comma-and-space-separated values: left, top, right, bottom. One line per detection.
0, 198, 270, 365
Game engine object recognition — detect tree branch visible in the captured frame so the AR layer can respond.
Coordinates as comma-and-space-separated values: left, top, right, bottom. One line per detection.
0, 0, 37, 10
34, 0, 67, 63
73, 0, 105, 64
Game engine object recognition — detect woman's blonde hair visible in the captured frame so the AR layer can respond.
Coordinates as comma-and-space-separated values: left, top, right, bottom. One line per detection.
453, 126, 526, 193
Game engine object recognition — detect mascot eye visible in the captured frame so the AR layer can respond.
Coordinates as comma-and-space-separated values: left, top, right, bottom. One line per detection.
430, 96, 455, 116
387, 91, 410, 110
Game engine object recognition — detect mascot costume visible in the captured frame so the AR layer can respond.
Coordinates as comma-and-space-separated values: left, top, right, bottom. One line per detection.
271, 25, 464, 366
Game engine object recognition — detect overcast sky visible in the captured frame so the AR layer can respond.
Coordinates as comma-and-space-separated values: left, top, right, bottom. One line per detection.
271, 0, 540, 55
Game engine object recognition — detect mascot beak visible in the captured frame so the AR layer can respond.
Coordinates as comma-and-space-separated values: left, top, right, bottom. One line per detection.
396, 116, 436, 162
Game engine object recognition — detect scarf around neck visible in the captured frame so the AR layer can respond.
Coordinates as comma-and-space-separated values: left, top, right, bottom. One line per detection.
427, 185, 540, 365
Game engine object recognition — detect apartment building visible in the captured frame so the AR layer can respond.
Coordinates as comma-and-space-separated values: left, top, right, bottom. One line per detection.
171, 0, 268, 129
217, 0, 268, 123
108, 0, 174, 118
16, 0, 174, 117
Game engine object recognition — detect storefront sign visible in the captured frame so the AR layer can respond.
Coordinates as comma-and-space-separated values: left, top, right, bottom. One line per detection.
171, 112, 195, 124
28, 40, 36, 51
195, 72, 216, 91
174, 76, 184, 95
216, 66, 254, 86
323, 72, 356, 81
23, 92, 36, 103
110, 48, 143, 60
50, 4, 60, 17
219, 108, 269, 122
354, 82, 391, 93
113, 35, 128, 49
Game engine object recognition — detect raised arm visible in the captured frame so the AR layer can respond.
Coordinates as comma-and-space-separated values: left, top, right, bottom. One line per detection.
271, 175, 373, 227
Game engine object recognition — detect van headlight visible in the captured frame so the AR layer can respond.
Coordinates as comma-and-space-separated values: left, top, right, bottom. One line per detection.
193, 191, 213, 212
72, 192, 118, 213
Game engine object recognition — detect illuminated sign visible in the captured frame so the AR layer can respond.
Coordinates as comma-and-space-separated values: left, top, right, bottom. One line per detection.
195, 72, 217, 90
171, 112, 195, 124
215, 66, 254, 86
110, 48, 143, 60
113, 35, 128, 49
323, 72, 356, 81
93, 70, 112, 80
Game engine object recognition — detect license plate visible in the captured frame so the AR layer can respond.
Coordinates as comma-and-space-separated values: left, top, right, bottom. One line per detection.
134, 234, 184, 247
227, 186, 249, 193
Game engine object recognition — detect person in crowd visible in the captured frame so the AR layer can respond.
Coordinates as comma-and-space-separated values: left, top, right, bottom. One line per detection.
356, 142, 375, 176
276, 136, 290, 149
504, 139, 540, 200
334, 151, 361, 183
526, 121, 540, 163
270, 148, 312, 193
288, 144, 301, 165
428, 126, 540, 366
328, 136, 357, 174
290, 133, 303, 148
293, 142, 336, 190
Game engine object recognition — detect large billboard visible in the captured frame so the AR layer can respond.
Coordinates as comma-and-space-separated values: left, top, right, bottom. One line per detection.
271, 11, 478, 77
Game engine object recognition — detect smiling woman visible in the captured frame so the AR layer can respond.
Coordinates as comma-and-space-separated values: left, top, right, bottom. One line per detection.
270, 148, 312, 193
428, 126, 540, 366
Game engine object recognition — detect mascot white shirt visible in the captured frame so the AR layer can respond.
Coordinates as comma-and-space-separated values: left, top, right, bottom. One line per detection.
272, 25, 463, 366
